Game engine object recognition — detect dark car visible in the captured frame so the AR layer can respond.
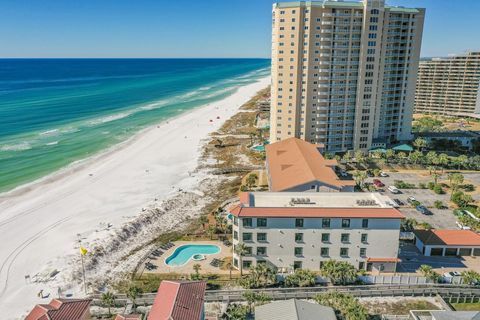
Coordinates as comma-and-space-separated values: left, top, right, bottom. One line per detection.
393, 198, 404, 206
416, 205, 432, 215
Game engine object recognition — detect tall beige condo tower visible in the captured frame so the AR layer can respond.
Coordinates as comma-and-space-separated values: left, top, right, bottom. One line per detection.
415, 51, 480, 117
270, 0, 425, 152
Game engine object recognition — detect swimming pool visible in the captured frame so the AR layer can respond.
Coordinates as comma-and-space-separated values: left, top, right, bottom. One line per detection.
165, 244, 221, 266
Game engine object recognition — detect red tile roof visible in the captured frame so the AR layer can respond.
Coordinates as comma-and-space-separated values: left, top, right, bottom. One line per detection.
25, 299, 91, 320
148, 281, 206, 320
414, 229, 480, 246
229, 204, 404, 219
266, 138, 355, 191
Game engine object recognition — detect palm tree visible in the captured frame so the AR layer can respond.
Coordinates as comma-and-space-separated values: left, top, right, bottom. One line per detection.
457, 155, 469, 170
438, 153, 450, 171
101, 291, 116, 317
193, 263, 201, 280
352, 170, 367, 189
320, 260, 357, 285
448, 172, 464, 199
409, 150, 423, 165
315, 292, 368, 320
354, 150, 365, 168
426, 151, 438, 166
235, 243, 249, 277
417, 264, 439, 282
246, 173, 258, 189
224, 260, 233, 280
461, 270, 480, 285
385, 149, 395, 164
199, 215, 209, 230
206, 225, 216, 240
126, 286, 143, 311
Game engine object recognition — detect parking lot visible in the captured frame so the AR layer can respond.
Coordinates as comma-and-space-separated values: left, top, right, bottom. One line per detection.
366, 171, 460, 229
397, 243, 467, 273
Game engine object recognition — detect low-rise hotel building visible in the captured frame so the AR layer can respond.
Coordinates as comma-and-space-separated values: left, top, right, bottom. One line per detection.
265, 137, 355, 192
230, 192, 403, 273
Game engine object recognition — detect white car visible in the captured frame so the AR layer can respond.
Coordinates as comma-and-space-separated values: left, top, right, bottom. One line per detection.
388, 186, 400, 194
456, 221, 471, 230
380, 172, 389, 177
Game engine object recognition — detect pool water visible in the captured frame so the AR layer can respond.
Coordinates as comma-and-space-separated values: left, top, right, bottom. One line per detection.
165, 244, 220, 266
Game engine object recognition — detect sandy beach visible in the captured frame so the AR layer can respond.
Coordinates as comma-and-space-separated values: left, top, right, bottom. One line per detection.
0, 76, 270, 319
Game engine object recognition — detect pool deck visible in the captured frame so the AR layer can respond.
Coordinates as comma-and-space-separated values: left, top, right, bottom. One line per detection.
144, 240, 234, 275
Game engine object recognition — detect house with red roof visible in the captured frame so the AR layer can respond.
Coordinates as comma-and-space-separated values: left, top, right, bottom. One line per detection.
147, 280, 206, 320
25, 298, 91, 320
265, 138, 355, 192
414, 229, 480, 256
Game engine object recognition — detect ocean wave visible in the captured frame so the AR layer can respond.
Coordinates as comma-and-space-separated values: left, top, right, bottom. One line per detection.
0, 142, 32, 152
39, 129, 60, 136
87, 112, 133, 126
45, 141, 59, 146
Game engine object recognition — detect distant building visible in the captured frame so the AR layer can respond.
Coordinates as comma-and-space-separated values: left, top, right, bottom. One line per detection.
414, 131, 480, 150
414, 229, 480, 257
415, 51, 480, 118
265, 137, 355, 192
270, 0, 425, 152
255, 299, 336, 320
230, 192, 403, 272
148, 280, 206, 320
25, 299, 92, 320
410, 310, 480, 320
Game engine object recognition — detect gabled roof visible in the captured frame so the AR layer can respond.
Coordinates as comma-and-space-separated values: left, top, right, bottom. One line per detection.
430, 311, 480, 320
255, 299, 336, 320
414, 229, 480, 246
265, 138, 355, 191
25, 299, 91, 320
148, 281, 206, 320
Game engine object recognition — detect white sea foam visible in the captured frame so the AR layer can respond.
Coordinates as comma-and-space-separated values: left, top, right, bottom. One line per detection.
39, 129, 59, 136
45, 141, 59, 146
0, 142, 32, 152
87, 112, 133, 126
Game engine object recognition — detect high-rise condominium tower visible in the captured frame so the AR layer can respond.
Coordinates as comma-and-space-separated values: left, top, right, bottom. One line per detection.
270, 0, 425, 152
415, 51, 480, 117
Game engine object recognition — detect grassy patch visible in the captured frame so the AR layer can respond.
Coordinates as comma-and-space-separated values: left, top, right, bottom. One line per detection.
362, 299, 439, 316
452, 303, 480, 311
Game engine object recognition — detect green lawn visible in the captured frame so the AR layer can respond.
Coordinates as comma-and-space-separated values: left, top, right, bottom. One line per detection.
452, 303, 480, 311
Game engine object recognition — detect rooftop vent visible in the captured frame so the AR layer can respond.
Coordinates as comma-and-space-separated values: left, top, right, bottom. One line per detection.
356, 199, 378, 206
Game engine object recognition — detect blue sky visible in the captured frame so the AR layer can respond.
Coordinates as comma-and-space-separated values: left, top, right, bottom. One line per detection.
0, 0, 478, 58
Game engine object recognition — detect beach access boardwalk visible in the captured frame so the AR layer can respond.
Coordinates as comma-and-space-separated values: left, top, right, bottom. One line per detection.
90, 283, 480, 307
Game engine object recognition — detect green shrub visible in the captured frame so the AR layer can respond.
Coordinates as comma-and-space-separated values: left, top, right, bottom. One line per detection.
433, 184, 445, 194
461, 184, 476, 192
394, 180, 416, 189
411, 200, 421, 207
419, 183, 427, 189
434, 200, 445, 209
427, 182, 435, 190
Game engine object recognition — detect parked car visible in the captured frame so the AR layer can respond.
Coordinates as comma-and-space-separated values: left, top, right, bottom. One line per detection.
366, 171, 374, 177
380, 172, 389, 177
373, 179, 384, 187
456, 221, 471, 230
416, 205, 432, 215
393, 198, 404, 206
407, 196, 416, 204
387, 186, 400, 194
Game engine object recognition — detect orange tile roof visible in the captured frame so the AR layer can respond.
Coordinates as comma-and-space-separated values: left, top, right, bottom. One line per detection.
115, 315, 142, 320
367, 257, 401, 263
148, 281, 206, 320
414, 229, 480, 246
266, 138, 355, 192
229, 204, 404, 219
25, 299, 91, 320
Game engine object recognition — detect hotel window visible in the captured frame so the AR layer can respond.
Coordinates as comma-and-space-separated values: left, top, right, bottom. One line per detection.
321, 247, 329, 257
243, 218, 253, 227
360, 248, 367, 257
242, 233, 253, 242
342, 219, 351, 228
293, 261, 302, 270
233, 216, 238, 226
295, 218, 304, 228
257, 247, 267, 256
341, 233, 350, 243
362, 219, 369, 228
361, 233, 368, 243
244, 246, 253, 255
257, 218, 267, 227
322, 218, 331, 228
295, 233, 304, 243
294, 247, 303, 256
242, 260, 252, 269
257, 233, 267, 242
321, 233, 330, 243
340, 248, 349, 257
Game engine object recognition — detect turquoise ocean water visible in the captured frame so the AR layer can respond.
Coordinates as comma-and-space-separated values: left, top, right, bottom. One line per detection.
0, 59, 270, 192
